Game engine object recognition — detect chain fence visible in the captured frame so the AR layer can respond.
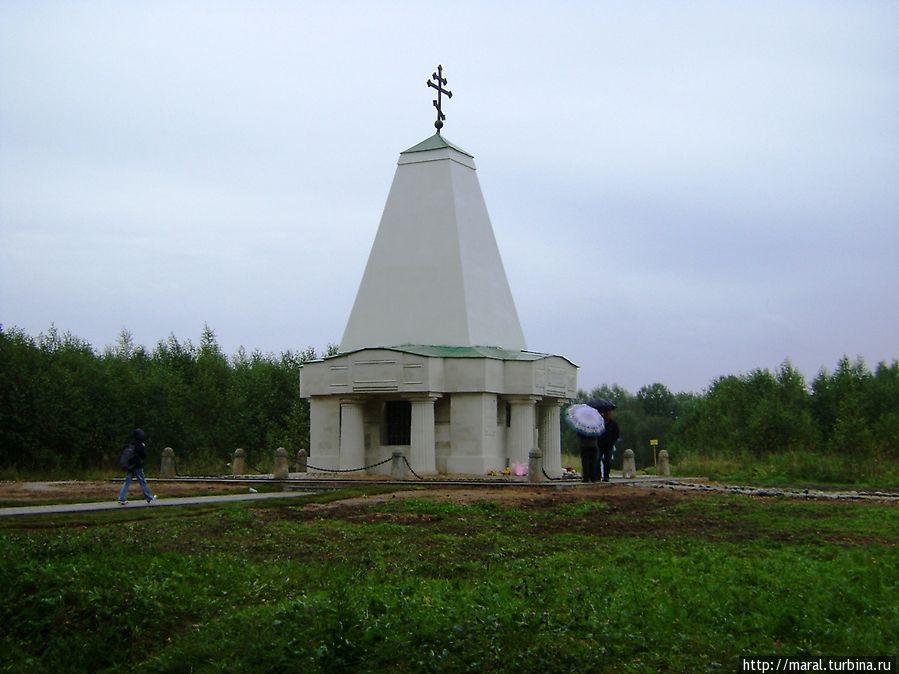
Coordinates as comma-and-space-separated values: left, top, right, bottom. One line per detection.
305, 456, 396, 475
305, 455, 427, 480
542, 466, 566, 482
168, 450, 579, 484
402, 456, 425, 480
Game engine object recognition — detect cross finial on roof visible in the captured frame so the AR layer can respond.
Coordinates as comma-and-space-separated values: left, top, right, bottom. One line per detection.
427, 64, 452, 134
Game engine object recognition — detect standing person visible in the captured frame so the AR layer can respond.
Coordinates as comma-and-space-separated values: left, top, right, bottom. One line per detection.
117, 428, 156, 505
597, 405, 620, 483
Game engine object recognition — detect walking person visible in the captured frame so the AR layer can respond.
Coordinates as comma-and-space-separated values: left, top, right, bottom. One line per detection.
117, 428, 156, 505
596, 403, 620, 482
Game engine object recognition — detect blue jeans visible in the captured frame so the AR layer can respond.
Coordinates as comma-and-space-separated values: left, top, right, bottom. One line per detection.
118, 466, 153, 502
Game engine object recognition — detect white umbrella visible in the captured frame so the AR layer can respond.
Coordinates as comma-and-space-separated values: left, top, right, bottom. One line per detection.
565, 404, 606, 437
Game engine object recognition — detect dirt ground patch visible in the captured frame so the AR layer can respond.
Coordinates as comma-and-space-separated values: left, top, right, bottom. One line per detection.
289, 483, 896, 546
296, 483, 703, 524
0, 479, 687, 504
0, 479, 699, 510
0, 480, 251, 502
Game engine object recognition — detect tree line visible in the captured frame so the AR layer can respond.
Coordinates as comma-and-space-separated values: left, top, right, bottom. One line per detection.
1, 324, 896, 475
0, 324, 333, 473
560, 359, 897, 470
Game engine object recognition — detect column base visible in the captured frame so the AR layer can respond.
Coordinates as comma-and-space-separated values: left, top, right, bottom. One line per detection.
445, 456, 506, 476
307, 454, 340, 472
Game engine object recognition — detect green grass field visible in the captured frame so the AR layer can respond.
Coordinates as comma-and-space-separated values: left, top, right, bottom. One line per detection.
669, 450, 899, 490
1, 486, 896, 673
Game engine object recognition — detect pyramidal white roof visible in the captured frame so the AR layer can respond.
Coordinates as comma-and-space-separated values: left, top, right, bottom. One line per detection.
339, 134, 527, 353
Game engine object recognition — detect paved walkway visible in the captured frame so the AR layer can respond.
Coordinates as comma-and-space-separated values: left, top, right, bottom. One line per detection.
0, 491, 317, 518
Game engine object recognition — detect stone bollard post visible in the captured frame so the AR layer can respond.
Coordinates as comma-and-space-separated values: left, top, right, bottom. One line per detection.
658, 449, 671, 477
273, 447, 289, 479
233, 448, 246, 475
296, 449, 308, 473
528, 448, 544, 483
160, 447, 176, 478
391, 450, 406, 481
622, 449, 637, 479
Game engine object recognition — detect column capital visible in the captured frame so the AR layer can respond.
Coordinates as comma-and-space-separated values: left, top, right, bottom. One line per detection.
407, 393, 443, 403
506, 395, 541, 405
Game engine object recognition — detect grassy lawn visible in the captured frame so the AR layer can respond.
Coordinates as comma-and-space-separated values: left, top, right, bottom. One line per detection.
1, 487, 896, 673
670, 450, 899, 491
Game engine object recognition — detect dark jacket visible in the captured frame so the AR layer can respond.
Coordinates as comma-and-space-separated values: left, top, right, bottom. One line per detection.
122, 441, 148, 470
578, 432, 599, 450
597, 419, 620, 453
131, 442, 147, 468
128, 428, 147, 469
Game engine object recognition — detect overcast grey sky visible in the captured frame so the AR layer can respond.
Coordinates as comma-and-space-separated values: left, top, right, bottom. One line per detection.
1, 1, 897, 393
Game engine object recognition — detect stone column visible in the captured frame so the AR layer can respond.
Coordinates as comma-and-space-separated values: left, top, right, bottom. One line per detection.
233, 448, 246, 475
273, 447, 289, 479
540, 401, 563, 479
622, 449, 636, 479
409, 395, 439, 475
308, 397, 340, 471
296, 449, 308, 473
658, 449, 671, 477
507, 396, 538, 468
528, 448, 544, 483
160, 447, 176, 478
391, 450, 406, 480
338, 399, 365, 471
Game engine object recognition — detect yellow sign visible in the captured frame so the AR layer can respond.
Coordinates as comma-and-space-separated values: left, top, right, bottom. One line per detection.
650, 439, 659, 446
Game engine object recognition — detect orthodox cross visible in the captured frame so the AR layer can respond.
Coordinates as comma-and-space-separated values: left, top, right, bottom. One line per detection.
427, 64, 452, 133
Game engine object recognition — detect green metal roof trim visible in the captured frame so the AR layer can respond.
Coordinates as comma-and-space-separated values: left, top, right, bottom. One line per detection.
401, 133, 474, 158
330, 344, 578, 367
398, 345, 543, 360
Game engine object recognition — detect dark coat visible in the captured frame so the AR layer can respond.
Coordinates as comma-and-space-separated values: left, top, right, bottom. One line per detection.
597, 419, 620, 453
577, 432, 599, 450
128, 441, 147, 469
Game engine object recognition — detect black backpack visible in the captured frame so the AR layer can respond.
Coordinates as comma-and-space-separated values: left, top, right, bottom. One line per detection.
118, 444, 136, 471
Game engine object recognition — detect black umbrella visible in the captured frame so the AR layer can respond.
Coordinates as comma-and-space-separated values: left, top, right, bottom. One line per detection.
587, 398, 617, 412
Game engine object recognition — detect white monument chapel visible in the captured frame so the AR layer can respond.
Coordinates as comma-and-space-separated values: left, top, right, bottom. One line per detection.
300, 66, 577, 477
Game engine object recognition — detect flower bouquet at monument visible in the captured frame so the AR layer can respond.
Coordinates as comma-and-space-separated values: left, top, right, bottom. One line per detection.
510, 463, 528, 477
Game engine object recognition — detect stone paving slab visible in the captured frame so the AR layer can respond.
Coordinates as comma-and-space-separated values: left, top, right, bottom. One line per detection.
0, 491, 317, 518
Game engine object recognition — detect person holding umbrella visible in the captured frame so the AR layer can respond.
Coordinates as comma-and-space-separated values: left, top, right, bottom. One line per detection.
590, 399, 620, 482
565, 403, 605, 483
